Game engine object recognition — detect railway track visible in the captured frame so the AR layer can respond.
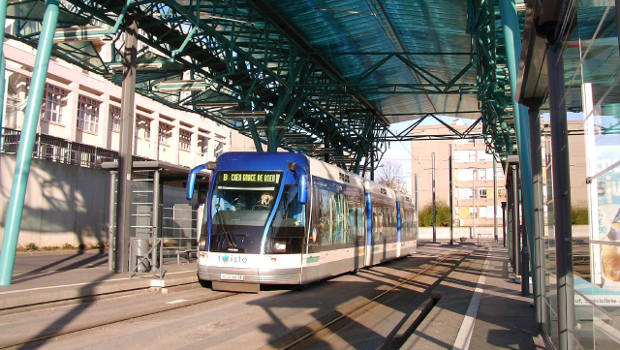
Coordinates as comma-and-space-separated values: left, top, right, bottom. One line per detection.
2, 247, 474, 349
261, 248, 474, 350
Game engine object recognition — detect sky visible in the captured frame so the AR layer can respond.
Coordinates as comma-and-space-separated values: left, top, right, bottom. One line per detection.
380, 117, 472, 194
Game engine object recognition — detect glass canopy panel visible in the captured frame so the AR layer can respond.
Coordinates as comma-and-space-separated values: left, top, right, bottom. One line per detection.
267, 0, 481, 120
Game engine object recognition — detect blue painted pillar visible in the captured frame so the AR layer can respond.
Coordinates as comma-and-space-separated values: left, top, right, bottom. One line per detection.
499, 0, 536, 296
0, 0, 60, 285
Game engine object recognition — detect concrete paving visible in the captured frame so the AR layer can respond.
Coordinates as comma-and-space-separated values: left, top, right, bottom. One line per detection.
0, 250, 197, 310
1, 244, 546, 350
403, 244, 546, 349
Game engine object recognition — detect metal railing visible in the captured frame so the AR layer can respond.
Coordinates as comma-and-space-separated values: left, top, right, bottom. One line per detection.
0, 127, 148, 168
129, 237, 164, 278
160, 206, 199, 263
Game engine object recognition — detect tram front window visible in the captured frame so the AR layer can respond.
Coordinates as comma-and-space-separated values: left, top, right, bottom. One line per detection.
210, 171, 281, 253
266, 185, 306, 254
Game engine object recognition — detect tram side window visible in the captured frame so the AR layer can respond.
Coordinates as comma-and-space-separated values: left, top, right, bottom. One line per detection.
373, 208, 383, 244
345, 190, 363, 245
266, 185, 306, 254
317, 188, 332, 246
389, 206, 397, 242
357, 207, 365, 240
310, 185, 358, 251
331, 192, 348, 245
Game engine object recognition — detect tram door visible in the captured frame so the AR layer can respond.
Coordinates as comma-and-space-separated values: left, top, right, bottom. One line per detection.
364, 193, 373, 267
364, 213, 374, 266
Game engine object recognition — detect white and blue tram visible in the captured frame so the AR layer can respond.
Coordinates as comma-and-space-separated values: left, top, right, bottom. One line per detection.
186, 152, 417, 292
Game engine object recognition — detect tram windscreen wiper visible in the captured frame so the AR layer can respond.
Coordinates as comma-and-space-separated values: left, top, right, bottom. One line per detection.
214, 203, 238, 249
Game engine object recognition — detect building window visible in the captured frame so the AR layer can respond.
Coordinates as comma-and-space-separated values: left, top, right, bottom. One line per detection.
477, 150, 493, 162
197, 135, 209, 156
457, 188, 473, 199
468, 207, 478, 218
159, 123, 172, 145
77, 95, 100, 134
110, 106, 121, 132
479, 188, 488, 199
136, 115, 151, 140
41, 84, 66, 123
454, 150, 476, 163
458, 168, 474, 181
498, 188, 507, 199
179, 129, 192, 151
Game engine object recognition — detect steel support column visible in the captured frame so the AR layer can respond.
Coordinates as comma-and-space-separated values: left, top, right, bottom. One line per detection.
511, 164, 521, 278
500, 0, 536, 297
115, 13, 138, 273
432, 152, 436, 243
108, 171, 117, 272
493, 156, 498, 242
527, 100, 546, 326
0, 0, 59, 286
449, 144, 454, 246
506, 179, 514, 266
0, 0, 7, 147
547, 40, 576, 350
501, 201, 507, 247
151, 169, 160, 273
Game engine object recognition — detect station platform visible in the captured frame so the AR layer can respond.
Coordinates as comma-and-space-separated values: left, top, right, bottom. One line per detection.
0, 250, 197, 311
0, 243, 546, 349
401, 242, 546, 350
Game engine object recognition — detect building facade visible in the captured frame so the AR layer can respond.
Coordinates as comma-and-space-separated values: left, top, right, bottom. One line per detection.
1, 40, 233, 167
411, 121, 587, 228
0, 35, 257, 249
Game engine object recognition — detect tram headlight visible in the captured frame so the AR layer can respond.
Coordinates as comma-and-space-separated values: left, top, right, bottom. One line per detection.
273, 241, 287, 253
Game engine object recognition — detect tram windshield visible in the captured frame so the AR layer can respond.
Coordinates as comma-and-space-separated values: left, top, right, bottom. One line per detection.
209, 171, 282, 253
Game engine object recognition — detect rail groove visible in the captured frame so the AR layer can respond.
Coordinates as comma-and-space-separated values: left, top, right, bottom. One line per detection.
265, 249, 471, 350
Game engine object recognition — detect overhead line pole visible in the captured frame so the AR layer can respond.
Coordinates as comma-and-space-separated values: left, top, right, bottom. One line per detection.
432, 152, 436, 243
0, 0, 59, 285
449, 144, 454, 246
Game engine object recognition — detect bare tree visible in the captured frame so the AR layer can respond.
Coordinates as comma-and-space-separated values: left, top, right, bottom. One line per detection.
375, 161, 408, 193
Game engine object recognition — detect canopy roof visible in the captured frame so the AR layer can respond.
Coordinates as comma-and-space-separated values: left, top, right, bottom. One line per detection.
5, 0, 536, 172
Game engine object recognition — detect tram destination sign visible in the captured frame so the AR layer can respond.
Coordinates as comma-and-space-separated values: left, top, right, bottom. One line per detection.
218, 171, 281, 186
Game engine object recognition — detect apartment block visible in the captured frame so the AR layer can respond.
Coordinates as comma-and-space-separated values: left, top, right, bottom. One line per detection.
1, 39, 234, 168
411, 120, 587, 227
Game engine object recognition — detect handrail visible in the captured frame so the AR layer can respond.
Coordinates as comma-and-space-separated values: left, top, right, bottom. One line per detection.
186, 163, 207, 200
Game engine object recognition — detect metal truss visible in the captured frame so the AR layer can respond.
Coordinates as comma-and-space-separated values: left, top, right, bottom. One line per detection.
467, 0, 515, 158
377, 114, 487, 143
6, 0, 520, 167
7, 0, 388, 173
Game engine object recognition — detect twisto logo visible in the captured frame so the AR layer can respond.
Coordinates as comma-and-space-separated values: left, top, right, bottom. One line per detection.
218, 255, 248, 264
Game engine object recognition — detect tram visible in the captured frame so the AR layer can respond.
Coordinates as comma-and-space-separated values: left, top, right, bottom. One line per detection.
186, 152, 417, 292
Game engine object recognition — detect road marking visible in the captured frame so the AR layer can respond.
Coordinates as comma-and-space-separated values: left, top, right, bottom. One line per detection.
167, 299, 187, 305
0, 269, 196, 295
452, 250, 490, 350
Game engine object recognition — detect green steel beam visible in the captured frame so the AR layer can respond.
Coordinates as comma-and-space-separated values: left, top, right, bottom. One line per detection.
500, 0, 536, 300
0, 0, 59, 286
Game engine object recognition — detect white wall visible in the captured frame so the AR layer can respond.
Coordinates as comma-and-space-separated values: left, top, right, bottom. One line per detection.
0, 154, 110, 248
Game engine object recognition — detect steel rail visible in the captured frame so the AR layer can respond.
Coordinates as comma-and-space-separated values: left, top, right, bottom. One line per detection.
272, 249, 473, 350
3, 286, 238, 348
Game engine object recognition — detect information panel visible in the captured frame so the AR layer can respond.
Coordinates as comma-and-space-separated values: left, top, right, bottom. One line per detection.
218, 171, 281, 187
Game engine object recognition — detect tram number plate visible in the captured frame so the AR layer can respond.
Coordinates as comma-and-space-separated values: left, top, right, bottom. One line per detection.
221, 273, 244, 281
